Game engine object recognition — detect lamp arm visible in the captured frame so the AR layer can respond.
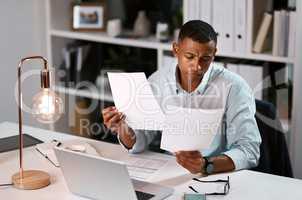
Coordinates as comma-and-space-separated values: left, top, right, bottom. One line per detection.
17, 56, 49, 178
18, 56, 48, 70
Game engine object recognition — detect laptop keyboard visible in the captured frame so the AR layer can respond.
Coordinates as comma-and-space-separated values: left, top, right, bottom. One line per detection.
135, 191, 155, 200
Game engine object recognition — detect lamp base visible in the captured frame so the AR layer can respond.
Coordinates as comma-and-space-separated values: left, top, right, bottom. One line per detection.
12, 170, 50, 190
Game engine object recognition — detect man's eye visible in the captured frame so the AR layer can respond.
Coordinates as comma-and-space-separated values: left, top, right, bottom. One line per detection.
185, 55, 194, 59
201, 57, 211, 62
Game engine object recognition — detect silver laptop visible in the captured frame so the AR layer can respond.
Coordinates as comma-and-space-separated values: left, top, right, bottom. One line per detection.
54, 147, 173, 200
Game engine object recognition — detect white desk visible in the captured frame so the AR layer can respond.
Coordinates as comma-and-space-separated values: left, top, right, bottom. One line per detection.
0, 121, 302, 200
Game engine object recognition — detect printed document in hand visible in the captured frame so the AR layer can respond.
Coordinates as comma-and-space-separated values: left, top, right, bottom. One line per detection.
160, 106, 224, 152
108, 72, 165, 130
108, 72, 224, 151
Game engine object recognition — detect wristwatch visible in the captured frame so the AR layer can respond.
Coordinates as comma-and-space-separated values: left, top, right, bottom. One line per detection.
203, 157, 214, 175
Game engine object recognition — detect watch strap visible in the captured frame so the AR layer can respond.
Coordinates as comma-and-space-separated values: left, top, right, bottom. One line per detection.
203, 156, 213, 175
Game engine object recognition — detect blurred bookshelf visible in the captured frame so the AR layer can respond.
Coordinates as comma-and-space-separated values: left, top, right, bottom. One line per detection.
51, 28, 294, 64
46, 0, 297, 141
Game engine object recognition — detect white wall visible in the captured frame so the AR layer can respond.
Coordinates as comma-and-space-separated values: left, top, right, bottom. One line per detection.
291, 0, 302, 179
0, 0, 46, 126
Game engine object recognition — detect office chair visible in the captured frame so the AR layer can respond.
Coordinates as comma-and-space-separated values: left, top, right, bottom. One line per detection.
252, 99, 293, 177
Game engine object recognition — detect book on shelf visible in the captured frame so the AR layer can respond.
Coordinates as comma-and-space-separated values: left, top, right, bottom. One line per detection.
272, 10, 290, 57
59, 42, 90, 85
288, 11, 297, 58
59, 42, 104, 89
184, 0, 249, 53
253, 8, 295, 58
213, 0, 235, 53
253, 12, 273, 53
199, 0, 213, 25
283, 11, 290, 57
183, 0, 297, 56
277, 10, 289, 57
234, 0, 247, 53
75, 45, 91, 84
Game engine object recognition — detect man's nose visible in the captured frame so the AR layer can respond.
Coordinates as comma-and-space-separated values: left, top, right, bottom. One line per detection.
192, 60, 202, 71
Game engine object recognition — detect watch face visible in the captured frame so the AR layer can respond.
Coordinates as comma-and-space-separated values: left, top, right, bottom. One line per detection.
206, 163, 214, 174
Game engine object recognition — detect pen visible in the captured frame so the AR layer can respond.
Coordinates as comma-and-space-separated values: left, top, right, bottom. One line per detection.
35, 147, 59, 167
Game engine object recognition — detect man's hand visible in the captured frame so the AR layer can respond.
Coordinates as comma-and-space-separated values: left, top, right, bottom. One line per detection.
175, 151, 205, 174
102, 106, 127, 135
102, 106, 136, 148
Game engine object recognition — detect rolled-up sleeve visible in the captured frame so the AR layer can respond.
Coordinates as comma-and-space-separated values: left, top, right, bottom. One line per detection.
222, 82, 261, 170
118, 129, 157, 153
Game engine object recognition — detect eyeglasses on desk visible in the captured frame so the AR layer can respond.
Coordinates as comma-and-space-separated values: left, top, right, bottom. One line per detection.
188, 176, 230, 196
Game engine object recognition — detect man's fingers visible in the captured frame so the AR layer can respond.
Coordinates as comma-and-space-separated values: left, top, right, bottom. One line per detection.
120, 114, 126, 120
103, 112, 115, 122
107, 112, 123, 128
110, 121, 125, 134
102, 106, 115, 115
176, 153, 204, 174
103, 109, 119, 122
176, 155, 202, 165
181, 151, 201, 156
176, 156, 201, 174
176, 151, 202, 158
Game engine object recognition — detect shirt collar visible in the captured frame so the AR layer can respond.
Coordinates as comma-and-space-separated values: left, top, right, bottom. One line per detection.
172, 64, 213, 95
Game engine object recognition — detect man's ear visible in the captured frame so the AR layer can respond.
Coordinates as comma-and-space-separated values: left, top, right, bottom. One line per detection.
212, 48, 217, 61
172, 42, 179, 57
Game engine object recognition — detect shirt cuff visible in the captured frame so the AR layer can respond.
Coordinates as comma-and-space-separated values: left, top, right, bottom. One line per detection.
222, 148, 249, 171
117, 130, 147, 154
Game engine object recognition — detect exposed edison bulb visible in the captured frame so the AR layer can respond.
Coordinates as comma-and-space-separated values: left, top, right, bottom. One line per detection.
32, 88, 63, 123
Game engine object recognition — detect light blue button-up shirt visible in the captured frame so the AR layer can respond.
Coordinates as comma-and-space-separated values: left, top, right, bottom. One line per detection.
120, 63, 261, 170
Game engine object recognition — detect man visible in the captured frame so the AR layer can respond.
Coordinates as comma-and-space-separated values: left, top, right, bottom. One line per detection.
102, 20, 261, 175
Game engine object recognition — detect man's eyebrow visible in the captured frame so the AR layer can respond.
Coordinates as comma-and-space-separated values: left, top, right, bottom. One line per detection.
184, 52, 197, 56
202, 54, 212, 57
202, 52, 215, 57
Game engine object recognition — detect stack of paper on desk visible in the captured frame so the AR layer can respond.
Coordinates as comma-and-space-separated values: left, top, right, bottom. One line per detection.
108, 72, 224, 151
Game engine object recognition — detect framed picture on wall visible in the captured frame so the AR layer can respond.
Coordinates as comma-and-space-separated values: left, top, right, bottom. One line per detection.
72, 2, 106, 31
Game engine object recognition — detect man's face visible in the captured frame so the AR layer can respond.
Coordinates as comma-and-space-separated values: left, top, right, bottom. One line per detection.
173, 37, 216, 80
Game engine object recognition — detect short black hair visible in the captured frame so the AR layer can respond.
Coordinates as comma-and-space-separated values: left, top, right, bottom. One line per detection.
178, 20, 217, 44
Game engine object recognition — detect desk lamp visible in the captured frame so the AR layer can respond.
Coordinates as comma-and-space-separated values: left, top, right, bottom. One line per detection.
12, 56, 63, 190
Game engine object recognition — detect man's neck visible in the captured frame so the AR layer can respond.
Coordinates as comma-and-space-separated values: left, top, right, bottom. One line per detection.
177, 68, 203, 93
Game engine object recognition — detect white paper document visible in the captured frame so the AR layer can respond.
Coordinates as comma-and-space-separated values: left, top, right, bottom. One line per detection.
108, 72, 165, 130
160, 106, 224, 152
122, 155, 169, 181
